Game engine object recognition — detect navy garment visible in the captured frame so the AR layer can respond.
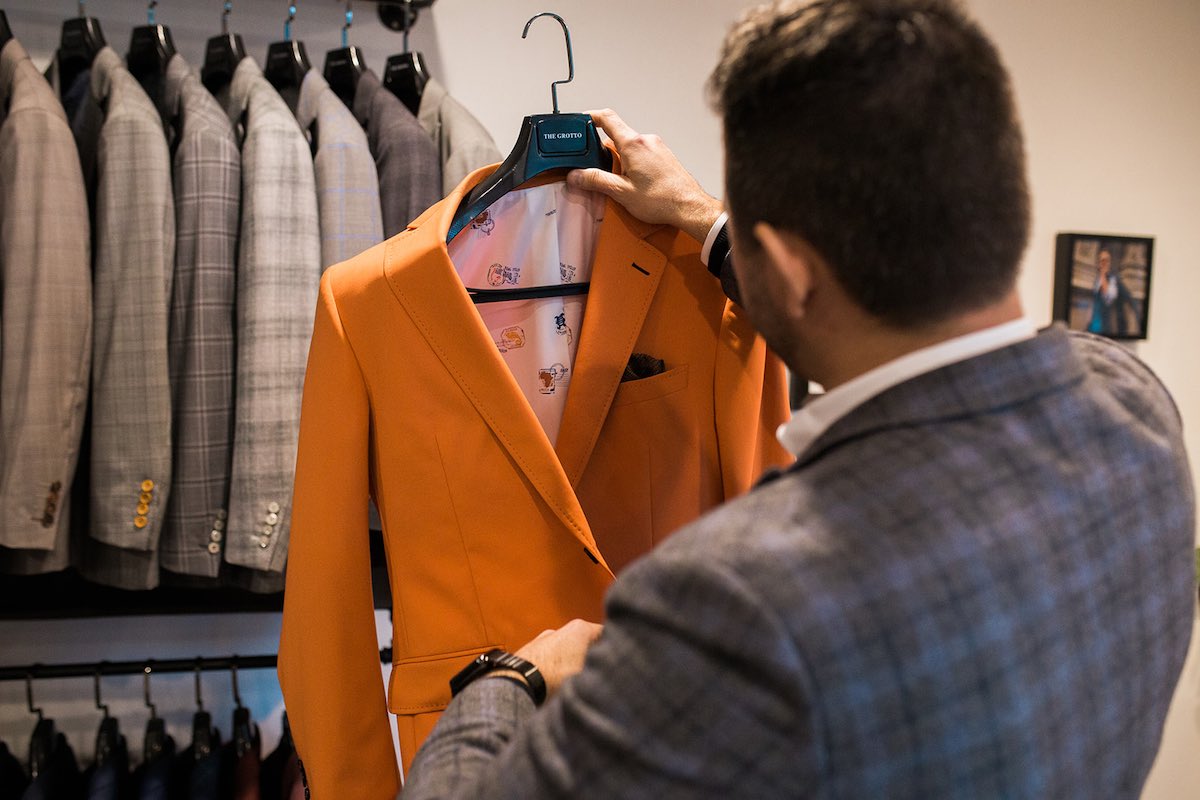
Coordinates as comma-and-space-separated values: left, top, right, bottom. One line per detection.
20, 733, 83, 800
132, 735, 174, 800
0, 741, 29, 800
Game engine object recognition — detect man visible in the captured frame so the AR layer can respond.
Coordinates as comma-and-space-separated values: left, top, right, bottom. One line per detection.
1088, 248, 1139, 337
402, 1, 1195, 797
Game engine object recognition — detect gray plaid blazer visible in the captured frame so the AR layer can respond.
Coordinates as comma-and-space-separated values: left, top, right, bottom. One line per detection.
296, 69, 383, 270
0, 39, 91, 574
217, 58, 320, 574
353, 69, 441, 237
417, 77, 502, 196
158, 54, 240, 579
405, 327, 1196, 799
67, 47, 175, 590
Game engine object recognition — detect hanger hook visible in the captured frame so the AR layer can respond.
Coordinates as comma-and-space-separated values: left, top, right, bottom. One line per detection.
143, 664, 157, 720
285, 3, 297, 43
401, 0, 412, 54
94, 667, 110, 720
231, 660, 244, 709
26, 672, 44, 722
222, 2, 232, 36
522, 12, 574, 115
342, 2, 352, 49
148, 0, 157, 26
77, 1, 85, 19
194, 659, 205, 711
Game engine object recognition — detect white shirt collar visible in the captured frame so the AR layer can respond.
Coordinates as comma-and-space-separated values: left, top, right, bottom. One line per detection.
777, 317, 1038, 456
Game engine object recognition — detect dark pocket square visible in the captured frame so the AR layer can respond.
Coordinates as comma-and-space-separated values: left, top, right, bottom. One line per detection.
622, 353, 666, 382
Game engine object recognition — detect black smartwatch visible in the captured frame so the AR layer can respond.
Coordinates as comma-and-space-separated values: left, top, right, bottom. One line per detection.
449, 648, 547, 706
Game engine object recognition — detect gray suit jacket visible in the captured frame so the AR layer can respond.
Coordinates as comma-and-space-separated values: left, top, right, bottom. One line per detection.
353, 69, 441, 237
405, 327, 1196, 799
158, 54, 240, 579
296, 69, 383, 270
0, 39, 91, 573
218, 58, 321, 575
417, 77, 502, 196
68, 47, 175, 590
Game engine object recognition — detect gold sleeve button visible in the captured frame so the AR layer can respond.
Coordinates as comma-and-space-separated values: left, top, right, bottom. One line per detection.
139, 492, 153, 504
141, 479, 155, 492
133, 516, 148, 529
136, 503, 150, 515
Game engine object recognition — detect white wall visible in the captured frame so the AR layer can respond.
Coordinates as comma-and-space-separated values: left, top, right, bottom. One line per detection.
0, 0, 1196, 795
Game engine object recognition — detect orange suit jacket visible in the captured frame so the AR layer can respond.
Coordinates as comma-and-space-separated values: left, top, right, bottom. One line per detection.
277, 165, 792, 798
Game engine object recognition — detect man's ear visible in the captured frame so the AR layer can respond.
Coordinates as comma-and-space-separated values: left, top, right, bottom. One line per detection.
753, 222, 814, 318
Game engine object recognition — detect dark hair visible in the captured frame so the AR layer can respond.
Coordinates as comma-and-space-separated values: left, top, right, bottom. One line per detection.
709, 0, 1030, 327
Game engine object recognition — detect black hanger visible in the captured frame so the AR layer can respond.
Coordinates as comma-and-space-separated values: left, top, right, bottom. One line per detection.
447, 13, 612, 306
265, 3, 311, 113
93, 669, 126, 769
0, 11, 13, 46
230, 663, 258, 758
202, 2, 246, 96
382, 0, 429, 115
25, 673, 56, 779
56, 1, 107, 100
324, 1, 367, 110
127, 2, 176, 120
142, 664, 171, 765
191, 662, 218, 759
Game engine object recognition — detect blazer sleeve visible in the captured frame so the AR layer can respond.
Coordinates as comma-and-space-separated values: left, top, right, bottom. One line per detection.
278, 272, 399, 799
403, 538, 817, 799
714, 301, 794, 499
88, 111, 175, 553
0, 104, 91, 555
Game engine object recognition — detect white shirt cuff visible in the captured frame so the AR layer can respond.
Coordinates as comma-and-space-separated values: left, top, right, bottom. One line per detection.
700, 212, 729, 268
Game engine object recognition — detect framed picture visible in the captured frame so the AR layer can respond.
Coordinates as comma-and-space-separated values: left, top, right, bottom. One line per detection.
1053, 232, 1154, 340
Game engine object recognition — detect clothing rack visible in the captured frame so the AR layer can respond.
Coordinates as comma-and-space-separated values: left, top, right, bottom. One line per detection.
0, 649, 394, 683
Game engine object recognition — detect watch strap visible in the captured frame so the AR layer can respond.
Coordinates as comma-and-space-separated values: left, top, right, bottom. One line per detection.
449, 648, 547, 706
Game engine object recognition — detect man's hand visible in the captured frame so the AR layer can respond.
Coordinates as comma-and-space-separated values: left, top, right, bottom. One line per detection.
508, 619, 604, 699
567, 109, 724, 245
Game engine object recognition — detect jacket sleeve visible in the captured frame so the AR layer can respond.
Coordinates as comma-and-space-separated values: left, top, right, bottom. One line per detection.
714, 301, 794, 500
278, 272, 399, 799
0, 104, 91, 557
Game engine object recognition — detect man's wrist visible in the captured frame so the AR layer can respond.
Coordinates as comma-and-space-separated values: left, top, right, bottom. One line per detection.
679, 193, 725, 246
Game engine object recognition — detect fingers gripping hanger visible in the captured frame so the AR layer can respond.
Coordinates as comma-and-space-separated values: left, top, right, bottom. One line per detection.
202, 2, 247, 95
56, 0, 107, 100
323, 1, 367, 110
265, 2, 312, 109
447, 11, 613, 307
382, 0, 430, 115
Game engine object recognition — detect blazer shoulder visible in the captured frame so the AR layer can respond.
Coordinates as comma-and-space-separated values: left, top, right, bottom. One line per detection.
1068, 329, 1182, 425
322, 237, 394, 304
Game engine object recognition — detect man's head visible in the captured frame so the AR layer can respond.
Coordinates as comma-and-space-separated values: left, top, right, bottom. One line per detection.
709, 0, 1029, 354
1098, 249, 1112, 275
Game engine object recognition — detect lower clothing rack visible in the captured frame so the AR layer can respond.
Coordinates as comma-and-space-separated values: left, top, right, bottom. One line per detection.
0, 650, 394, 682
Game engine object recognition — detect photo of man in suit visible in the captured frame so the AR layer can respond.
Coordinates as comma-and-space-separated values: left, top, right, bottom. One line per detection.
402, 1, 1196, 797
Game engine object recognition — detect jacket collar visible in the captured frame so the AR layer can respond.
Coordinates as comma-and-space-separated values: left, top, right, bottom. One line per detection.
385, 167, 668, 572
792, 324, 1084, 469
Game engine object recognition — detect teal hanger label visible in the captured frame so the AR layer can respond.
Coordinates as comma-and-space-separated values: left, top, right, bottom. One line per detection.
536, 116, 590, 156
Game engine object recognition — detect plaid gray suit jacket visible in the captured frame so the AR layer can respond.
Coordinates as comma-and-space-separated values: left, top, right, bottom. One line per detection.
353, 69, 441, 237
158, 54, 240, 579
0, 39, 91, 573
296, 69, 383, 270
67, 47, 175, 590
218, 58, 320, 575
405, 327, 1196, 799
417, 78, 502, 197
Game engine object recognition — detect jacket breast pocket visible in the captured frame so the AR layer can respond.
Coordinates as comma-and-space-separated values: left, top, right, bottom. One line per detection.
611, 364, 689, 407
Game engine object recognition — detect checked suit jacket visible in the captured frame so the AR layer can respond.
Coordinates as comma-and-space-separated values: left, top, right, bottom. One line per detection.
0, 39, 91, 572
277, 166, 792, 799
405, 326, 1196, 800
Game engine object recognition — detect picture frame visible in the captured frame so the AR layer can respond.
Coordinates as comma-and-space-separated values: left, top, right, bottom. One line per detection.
1053, 232, 1154, 340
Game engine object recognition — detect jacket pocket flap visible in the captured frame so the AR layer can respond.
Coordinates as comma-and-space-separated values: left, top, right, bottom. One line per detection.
387, 645, 501, 715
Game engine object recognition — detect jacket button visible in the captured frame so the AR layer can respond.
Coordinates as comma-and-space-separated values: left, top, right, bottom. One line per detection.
136, 503, 150, 515
139, 492, 153, 504
207, 542, 221, 555
267, 501, 281, 514
141, 479, 155, 492
133, 516, 148, 529
265, 512, 279, 525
